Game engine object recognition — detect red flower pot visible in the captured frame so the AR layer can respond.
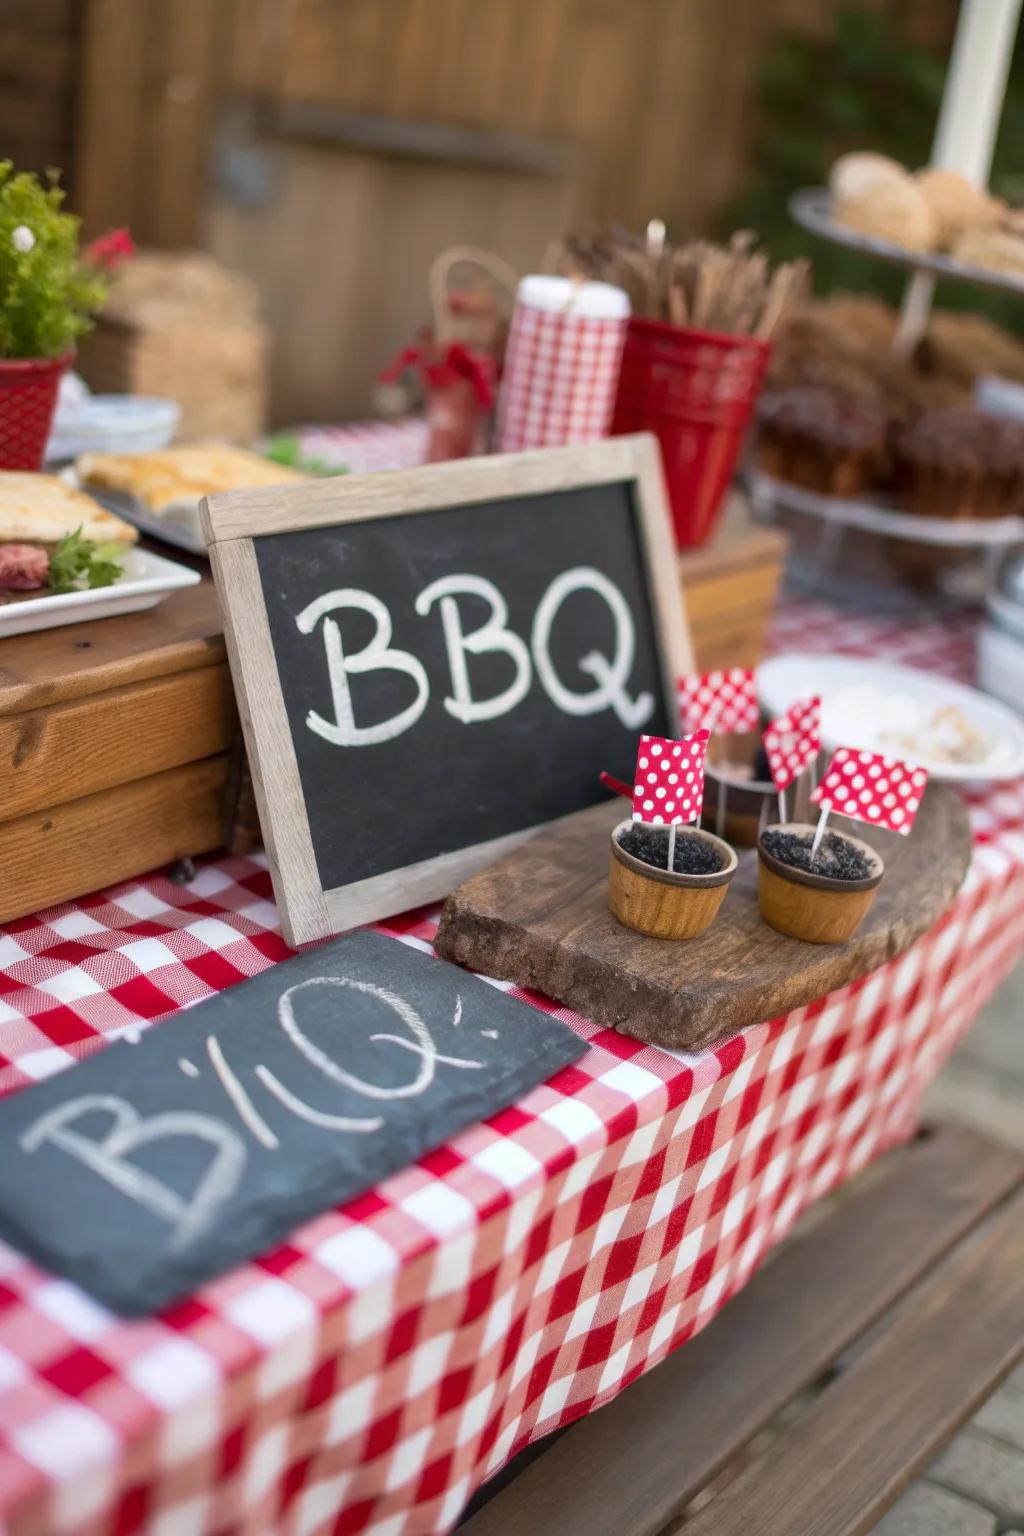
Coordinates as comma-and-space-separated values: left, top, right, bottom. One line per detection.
611, 319, 770, 550
0, 352, 74, 471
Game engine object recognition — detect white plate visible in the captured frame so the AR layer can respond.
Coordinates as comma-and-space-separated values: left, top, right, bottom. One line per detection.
758, 653, 1024, 783
59, 469, 207, 556
82, 486, 207, 556
0, 547, 200, 637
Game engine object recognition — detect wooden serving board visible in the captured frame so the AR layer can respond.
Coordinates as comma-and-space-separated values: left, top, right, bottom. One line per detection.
435, 786, 972, 1051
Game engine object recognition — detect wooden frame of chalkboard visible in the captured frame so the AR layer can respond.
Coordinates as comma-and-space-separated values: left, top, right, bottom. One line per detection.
202, 436, 691, 945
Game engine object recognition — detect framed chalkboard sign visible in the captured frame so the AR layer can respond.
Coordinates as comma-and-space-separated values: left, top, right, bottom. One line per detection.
203, 436, 690, 944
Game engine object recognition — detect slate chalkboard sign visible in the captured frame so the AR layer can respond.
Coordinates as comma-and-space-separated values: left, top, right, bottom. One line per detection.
204, 437, 690, 943
0, 932, 585, 1316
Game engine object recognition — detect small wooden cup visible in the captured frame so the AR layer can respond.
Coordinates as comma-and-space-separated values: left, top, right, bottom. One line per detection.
757, 822, 884, 945
704, 764, 775, 848
608, 820, 738, 941
704, 733, 777, 848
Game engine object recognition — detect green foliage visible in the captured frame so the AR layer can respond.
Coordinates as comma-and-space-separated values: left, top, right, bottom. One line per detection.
0, 163, 108, 359
264, 431, 349, 477
48, 529, 124, 593
723, 6, 1024, 328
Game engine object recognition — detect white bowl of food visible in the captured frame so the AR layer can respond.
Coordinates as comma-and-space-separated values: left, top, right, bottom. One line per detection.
758, 653, 1024, 783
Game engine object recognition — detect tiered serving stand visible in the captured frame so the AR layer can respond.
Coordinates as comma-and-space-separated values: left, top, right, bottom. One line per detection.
748, 188, 1024, 597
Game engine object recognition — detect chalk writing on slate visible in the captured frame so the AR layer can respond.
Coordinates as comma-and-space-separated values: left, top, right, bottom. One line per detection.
0, 933, 585, 1316
254, 482, 674, 891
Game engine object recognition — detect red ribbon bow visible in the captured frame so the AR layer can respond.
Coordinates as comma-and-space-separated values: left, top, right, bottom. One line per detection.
380, 338, 496, 411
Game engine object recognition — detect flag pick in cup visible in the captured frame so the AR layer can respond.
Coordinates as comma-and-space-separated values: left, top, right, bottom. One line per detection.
632, 730, 710, 870
763, 695, 821, 824
680, 667, 758, 735
680, 667, 759, 837
810, 747, 929, 857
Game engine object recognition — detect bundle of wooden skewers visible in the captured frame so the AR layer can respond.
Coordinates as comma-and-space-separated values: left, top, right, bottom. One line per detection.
544, 225, 810, 340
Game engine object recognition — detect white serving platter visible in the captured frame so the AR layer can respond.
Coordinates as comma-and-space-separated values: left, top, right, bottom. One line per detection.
789, 187, 1024, 299
80, 486, 207, 556
60, 467, 206, 555
758, 653, 1024, 784
0, 547, 200, 637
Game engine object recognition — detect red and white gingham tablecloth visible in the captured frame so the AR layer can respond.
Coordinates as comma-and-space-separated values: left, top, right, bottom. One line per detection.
0, 430, 1022, 1536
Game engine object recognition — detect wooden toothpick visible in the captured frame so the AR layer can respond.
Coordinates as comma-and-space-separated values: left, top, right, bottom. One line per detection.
811, 806, 830, 860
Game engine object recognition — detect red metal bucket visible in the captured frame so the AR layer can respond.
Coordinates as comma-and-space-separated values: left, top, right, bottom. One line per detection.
611, 319, 770, 549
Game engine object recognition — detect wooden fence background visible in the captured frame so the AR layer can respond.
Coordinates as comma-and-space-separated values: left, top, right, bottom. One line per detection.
5, 0, 959, 423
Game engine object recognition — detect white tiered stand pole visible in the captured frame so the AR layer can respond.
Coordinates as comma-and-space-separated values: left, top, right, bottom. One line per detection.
895, 0, 1022, 355
933, 0, 1020, 186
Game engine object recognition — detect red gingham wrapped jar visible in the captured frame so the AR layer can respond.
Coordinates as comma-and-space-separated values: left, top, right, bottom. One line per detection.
495, 275, 629, 452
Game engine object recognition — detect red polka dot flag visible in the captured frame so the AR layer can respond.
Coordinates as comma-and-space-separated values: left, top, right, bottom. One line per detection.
681, 667, 759, 735
631, 730, 710, 826
811, 747, 929, 836
762, 695, 821, 792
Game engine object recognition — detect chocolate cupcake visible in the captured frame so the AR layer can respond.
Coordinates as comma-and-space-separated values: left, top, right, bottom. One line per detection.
756, 385, 888, 497
893, 408, 1024, 519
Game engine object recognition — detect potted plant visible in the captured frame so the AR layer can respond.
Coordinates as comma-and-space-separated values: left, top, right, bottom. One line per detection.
0, 163, 128, 470
756, 822, 884, 944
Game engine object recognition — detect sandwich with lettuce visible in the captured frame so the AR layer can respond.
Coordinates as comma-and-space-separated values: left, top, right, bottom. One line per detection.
0, 472, 136, 597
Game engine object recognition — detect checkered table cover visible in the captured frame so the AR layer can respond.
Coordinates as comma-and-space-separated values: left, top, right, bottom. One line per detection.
2, 426, 1023, 1536
285, 419, 429, 476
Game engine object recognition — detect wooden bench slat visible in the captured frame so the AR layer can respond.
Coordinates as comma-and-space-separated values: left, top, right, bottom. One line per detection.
683, 1185, 1024, 1536
461, 1126, 1023, 1536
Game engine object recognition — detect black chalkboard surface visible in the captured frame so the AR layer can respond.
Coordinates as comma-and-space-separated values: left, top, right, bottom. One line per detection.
205, 438, 691, 943
0, 933, 585, 1316
257, 484, 669, 890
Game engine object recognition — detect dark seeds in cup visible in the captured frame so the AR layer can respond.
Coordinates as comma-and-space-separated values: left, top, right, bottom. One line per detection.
761, 828, 874, 881
618, 824, 725, 876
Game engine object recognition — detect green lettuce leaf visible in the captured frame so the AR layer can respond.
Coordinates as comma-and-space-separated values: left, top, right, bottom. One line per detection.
48, 528, 125, 593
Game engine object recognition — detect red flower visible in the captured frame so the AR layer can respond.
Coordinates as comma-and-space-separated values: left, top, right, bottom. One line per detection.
85, 227, 136, 270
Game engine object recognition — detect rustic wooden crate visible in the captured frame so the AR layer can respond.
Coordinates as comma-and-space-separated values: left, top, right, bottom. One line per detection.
680, 493, 789, 674
0, 579, 237, 923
